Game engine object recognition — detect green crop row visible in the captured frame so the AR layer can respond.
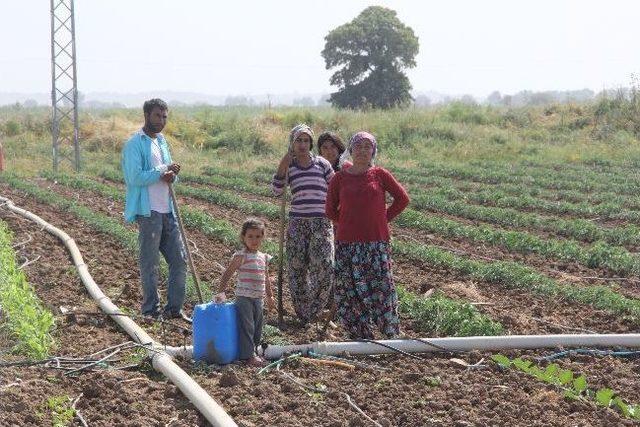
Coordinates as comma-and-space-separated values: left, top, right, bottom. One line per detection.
410, 192, 640, 248
403, 180, 640, 223
210, 165, 273, 183
395, 161, 640, 196
392, 166, 640, 212
473, 159, 640, 189
392, 240, 640, 324
205, 165, 271, 183
397, 286, 503, 336
397, 209, 640, 276
174, 183, 279, 220
0, 220, 55, 359
99, 168, 273, 199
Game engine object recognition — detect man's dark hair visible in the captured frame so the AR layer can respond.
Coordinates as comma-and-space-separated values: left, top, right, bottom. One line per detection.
143, 98, 168, 115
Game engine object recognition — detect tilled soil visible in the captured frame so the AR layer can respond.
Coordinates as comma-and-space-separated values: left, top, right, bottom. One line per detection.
39, 177, 640, 335
0, 185, 203, 427
1, 181, 640, 426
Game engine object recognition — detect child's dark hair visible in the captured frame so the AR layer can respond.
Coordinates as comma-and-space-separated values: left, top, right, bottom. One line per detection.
240, 218, 265, 243
317, 131, 346, 155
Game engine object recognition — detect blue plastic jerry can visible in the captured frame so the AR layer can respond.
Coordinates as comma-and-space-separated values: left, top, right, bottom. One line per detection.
192, 301, 239, 364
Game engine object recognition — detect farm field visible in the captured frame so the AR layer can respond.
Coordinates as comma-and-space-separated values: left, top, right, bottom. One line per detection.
1, 103, 640, 426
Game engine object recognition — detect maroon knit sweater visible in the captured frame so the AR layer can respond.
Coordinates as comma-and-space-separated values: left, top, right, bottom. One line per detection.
326, 167, 409, 243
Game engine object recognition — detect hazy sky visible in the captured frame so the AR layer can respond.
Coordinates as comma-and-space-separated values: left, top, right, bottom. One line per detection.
1, 0, 639, 98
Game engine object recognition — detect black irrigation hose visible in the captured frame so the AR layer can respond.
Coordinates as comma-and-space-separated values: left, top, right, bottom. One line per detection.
409, 337, 456, 353
355, 335, 465, 359
0, 359, 52, 368
536, 348, 640, 362
356, 339, 426, 361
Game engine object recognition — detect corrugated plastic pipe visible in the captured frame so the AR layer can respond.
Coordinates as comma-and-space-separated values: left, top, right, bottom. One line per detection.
0, 196, 236, 427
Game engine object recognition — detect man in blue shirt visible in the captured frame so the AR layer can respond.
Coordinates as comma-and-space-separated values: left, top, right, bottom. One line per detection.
121, 98, 188, 321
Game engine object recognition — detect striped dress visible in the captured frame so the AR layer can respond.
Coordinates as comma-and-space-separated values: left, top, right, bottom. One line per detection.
234, 249, 272, 299
271, 155, 335, 324
272, 156, 335, 218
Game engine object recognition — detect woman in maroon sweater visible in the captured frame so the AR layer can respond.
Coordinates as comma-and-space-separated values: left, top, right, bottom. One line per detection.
325, 131, 409, 339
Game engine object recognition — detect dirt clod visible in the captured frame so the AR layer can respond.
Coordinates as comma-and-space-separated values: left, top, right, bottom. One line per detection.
402, 372, 421, 383
219, 369, 241, 387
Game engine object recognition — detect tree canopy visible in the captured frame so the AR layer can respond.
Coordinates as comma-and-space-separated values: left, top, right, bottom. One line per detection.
321, 6, 419, 109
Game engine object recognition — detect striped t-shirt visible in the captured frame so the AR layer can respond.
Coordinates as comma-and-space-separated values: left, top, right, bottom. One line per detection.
234, 249, 272, 299
272, 155, 334, 218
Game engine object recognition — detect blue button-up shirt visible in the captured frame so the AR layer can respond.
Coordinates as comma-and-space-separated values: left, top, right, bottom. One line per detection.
121, 129, 175, 223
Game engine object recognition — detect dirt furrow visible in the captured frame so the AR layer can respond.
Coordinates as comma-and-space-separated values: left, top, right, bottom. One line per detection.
0, 184, 203, 426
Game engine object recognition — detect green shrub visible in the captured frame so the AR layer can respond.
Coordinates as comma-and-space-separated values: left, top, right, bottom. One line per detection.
4, 120, 21, 136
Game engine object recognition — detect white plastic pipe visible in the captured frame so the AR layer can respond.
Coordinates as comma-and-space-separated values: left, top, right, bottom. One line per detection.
160, 332, 640, 361
0, 196, 236, 427
257, 334, 640, 359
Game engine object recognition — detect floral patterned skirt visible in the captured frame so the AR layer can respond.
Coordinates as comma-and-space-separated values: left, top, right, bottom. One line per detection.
286, 217, 334, 324
334, 241, 399, 339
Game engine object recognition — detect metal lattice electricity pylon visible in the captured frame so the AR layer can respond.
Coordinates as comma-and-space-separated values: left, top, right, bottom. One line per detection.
50, 0, 80, 172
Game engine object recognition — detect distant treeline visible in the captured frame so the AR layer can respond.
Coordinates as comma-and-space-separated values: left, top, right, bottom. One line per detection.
5, 87, 640, 110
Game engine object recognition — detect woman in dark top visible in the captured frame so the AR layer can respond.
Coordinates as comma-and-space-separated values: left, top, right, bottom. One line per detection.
317, 132, 352, 172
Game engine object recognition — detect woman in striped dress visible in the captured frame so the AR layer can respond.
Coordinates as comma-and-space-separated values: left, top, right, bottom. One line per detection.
272, 124, 335, 325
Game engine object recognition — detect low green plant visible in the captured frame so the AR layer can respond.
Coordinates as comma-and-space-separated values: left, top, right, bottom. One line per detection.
96, 168, 278, 217
408, 159, 640, 197
492, 354, 640, 420
44, 395, 76, 427
262, 324, 291, 346
394, 164, 640, 212
397, 286, 503, 336
424, 376, 441, 387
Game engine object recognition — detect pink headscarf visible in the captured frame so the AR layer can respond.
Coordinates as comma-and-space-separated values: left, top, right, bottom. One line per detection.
348, 131, 377, 160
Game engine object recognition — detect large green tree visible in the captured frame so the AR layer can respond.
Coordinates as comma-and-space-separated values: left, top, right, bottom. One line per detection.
321, 6, 419, 109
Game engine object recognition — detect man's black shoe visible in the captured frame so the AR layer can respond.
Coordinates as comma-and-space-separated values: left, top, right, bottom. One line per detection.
163, 310, 192, 323
142, 312, 162, 324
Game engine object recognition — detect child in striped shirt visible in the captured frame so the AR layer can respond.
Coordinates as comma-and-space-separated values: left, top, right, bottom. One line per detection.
215, 218, 275, 366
